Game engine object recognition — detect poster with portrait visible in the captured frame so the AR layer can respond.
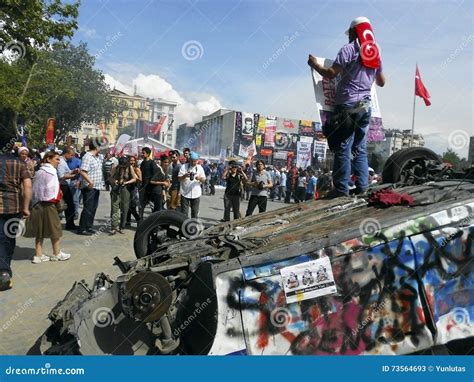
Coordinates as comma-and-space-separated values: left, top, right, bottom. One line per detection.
241, 112, 255, 138
280, 257, 337, 303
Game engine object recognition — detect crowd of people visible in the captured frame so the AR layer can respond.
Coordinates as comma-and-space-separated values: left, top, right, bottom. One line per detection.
0, 138, 381, 292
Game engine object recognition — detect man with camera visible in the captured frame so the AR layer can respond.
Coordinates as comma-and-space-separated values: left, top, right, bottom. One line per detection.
177, 152, 206, 218
245, 160, 272, 216
221, 160, 248, 222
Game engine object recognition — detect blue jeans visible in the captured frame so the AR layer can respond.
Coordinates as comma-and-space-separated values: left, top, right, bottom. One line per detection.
0, 214, 20, 276
332, 100, 371, 195
79, 188, 100, 231
69, 183, 81, 214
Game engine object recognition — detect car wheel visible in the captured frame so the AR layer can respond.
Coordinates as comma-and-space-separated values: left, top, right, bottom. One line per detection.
382, 147, 442, 184
133, 210, 189, 259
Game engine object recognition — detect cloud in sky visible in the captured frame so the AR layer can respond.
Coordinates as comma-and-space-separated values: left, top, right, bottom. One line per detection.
104, 73, 223, 126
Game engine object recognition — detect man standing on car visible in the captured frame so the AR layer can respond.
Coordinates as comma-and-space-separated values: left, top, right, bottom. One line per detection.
178, 152, 206, 218
308, 16, 385, 198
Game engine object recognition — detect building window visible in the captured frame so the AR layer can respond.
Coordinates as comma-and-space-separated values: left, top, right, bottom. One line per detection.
139, 110, 144, 118
168, 105, 175, 113
128, 110, 133, 117
155, 104, 163, 112
140, 101, 145, 109
118, 119, 123, 128
127, 118, 133, 127
129, 101, 133, 108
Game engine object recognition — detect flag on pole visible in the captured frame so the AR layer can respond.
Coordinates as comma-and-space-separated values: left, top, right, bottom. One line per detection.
46, 118, 55, 144
152, 115, 167, 135
415, 65, 431, 106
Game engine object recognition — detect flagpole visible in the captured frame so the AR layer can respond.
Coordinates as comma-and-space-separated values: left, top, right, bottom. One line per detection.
410, 64, 417, 148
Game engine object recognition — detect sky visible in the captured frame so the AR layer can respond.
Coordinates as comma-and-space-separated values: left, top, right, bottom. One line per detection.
73, 0, 473, 157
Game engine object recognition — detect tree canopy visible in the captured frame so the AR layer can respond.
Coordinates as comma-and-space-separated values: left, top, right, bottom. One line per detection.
0, 0, 79, 62
0, 42, 122, 146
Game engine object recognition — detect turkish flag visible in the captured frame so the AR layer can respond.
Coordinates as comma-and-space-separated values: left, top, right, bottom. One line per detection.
46, 118, 55, 144
415, 65, 431, 106
152, 115, 167, 135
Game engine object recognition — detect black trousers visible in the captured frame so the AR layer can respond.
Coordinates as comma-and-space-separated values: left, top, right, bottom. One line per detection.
245, 195, 267, 216
223, 194, 241, 221
127, 188, 141, 224
61, 184, 76, 229
139, 188, 162, 219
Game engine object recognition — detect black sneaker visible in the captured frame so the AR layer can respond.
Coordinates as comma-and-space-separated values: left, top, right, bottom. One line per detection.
86, 229, 96, 234
76, 230, 93, 236
0, 272, 12, 291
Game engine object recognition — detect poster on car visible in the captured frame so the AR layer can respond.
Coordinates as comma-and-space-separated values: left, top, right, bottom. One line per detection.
280, 257, 337, 304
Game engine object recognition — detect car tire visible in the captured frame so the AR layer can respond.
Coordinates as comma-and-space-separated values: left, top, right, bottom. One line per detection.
382, 147, 442, 184
133, 210, 189, 259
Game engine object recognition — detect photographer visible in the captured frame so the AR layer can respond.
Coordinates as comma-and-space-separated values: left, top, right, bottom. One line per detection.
245, 160, 272, 216
221, 161, 247, 222
177, 152, 206, 218
109, 157, 136, 235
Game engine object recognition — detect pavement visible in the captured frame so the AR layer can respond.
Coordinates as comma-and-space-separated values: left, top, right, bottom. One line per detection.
0, 187, 287, 355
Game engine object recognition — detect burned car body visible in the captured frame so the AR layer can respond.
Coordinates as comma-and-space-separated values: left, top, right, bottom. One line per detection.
38, 150, 474, 356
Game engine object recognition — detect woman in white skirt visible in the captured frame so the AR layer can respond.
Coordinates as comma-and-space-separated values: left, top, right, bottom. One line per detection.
24, 151, 71, 263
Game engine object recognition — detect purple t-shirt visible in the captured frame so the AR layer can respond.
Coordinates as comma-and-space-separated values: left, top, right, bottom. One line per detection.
333, 41, 382, 106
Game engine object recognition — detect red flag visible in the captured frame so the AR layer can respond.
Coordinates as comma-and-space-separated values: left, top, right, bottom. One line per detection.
415, 65, 431, 106
46, 118, 55, 144
152, 115, 167, 135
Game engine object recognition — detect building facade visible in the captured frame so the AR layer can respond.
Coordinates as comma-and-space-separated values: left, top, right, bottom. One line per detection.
146, 98, 178, 148
177, 109, 326, 168
72, 89, 178, 148
368, 129, 425, 158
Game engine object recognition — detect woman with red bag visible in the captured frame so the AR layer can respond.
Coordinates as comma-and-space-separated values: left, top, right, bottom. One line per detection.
25, 151, 71, 264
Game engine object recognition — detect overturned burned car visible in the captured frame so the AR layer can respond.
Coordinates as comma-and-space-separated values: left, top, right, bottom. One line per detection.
37, 148, 473, 355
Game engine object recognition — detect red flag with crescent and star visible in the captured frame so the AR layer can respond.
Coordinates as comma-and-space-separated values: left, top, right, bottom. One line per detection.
353, 22, 381, 69
415, 65, 431, 106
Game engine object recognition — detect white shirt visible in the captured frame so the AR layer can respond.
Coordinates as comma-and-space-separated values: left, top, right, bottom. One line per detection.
178, 163, 206, 199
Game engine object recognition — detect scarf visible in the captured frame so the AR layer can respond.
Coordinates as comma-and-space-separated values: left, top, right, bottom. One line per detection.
32, 163, 60, 203
353, 22, 381, 69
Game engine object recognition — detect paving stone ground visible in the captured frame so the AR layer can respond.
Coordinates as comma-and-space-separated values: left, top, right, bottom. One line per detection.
0, 187, 286, 355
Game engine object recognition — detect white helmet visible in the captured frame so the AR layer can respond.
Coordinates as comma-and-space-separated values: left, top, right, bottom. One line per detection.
345, 16, 371, 35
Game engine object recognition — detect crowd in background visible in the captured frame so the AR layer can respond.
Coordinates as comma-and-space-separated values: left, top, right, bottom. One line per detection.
0, 136, 382, 291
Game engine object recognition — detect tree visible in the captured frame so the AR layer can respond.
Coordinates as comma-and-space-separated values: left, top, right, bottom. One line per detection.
442, 149, 469, 171
0, 0, 79, 62
0, 42, 123, 147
